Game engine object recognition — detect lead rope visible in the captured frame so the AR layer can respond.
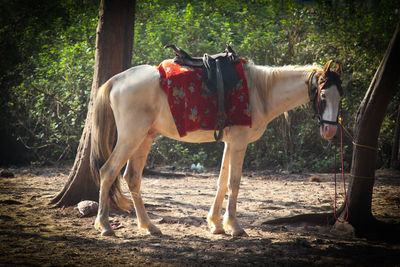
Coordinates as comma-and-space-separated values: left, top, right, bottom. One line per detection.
334, 120, 349, 222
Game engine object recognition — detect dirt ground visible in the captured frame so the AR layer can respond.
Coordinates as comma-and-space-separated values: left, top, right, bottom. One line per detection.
0, 166, 399, 266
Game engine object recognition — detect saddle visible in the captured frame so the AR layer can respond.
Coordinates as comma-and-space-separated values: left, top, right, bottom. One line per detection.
164, 44, 240, 141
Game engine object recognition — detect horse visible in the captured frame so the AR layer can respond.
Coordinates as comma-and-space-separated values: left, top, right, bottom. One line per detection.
90, 59, 343, 237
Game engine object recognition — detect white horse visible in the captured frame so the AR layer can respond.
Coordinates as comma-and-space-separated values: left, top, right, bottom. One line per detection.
90, 59, 343, 236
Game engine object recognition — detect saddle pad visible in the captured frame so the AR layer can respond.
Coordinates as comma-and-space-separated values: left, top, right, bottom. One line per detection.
157, 59, 251, 137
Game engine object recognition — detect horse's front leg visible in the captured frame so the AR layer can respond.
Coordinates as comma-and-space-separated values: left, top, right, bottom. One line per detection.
124, 136, 161, 235
207, 143, 230, 234
223, 143, 247, 236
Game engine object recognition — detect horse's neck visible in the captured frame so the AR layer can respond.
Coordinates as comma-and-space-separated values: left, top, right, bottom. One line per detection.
252, 66, 313, 122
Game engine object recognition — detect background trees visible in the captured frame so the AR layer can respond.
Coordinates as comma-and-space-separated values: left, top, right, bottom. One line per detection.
1, 0, 399, 172
0, 0, 97, 164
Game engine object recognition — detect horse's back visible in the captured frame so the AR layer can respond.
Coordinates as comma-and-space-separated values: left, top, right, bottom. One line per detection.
111, 65, 160, 96
109, 65, 163, 134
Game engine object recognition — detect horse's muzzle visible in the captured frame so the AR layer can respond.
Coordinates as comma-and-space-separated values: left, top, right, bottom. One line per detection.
320, 124, 337, 140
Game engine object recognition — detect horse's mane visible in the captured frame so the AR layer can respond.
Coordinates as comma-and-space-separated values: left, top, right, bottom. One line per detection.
244, 62, 323, 113
245, 61, 322, 91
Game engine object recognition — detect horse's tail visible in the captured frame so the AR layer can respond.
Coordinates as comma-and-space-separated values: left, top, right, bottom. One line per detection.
90, 79, 131, 212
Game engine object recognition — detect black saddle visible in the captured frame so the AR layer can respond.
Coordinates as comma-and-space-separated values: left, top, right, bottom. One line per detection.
164, 44, 240, 95
164, 44, 241, 141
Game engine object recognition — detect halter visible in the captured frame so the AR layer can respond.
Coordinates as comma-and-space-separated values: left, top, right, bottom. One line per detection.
308, 71, 342, 126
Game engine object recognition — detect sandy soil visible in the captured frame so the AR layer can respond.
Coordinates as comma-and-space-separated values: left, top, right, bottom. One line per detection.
0, 166, 399, 266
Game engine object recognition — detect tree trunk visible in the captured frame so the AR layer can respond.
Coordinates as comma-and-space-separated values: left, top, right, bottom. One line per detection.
338, 23, 400, 232
51, 0, 136, 208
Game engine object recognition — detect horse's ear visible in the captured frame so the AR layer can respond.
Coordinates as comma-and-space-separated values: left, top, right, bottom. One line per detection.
335, 64, 342, 76
323, 60, 333, 74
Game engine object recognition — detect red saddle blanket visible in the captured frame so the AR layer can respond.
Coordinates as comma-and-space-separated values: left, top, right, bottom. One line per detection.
157, 59, 252, 137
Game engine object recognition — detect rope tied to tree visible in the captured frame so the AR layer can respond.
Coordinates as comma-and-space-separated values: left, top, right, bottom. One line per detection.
332, 117, 377, 222
339, 119, 378, 152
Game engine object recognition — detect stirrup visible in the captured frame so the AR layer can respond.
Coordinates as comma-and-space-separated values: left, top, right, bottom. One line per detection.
214, 112, 226, 142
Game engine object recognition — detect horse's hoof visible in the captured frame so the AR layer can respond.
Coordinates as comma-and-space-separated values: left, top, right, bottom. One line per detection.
101, 229, 115, 236
211, 228, 226, 235
223, 219, 246, 236
148, 227, 162, 236
231, 228, 248, 237
207, 217, 225, 234
210, 225, 225, 235
140, 224, 162, 235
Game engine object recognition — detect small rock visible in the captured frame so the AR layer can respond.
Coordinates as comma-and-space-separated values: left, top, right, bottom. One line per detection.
309, 175, 321, 182
77, 200, 98, 217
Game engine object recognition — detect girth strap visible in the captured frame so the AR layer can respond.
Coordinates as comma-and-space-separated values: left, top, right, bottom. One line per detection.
214, 59, 226, 141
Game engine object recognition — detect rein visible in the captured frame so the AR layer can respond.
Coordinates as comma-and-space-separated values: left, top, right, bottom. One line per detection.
333, 120, 349, 222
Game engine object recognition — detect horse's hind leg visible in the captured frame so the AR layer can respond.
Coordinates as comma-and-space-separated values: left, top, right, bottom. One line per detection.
95, 140, 136, 236
207, 142, 230, 234
123, 135, 161, 235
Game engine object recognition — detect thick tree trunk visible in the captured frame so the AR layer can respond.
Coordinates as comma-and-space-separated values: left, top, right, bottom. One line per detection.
338, 23, 400, 232
51, 0, 136, 208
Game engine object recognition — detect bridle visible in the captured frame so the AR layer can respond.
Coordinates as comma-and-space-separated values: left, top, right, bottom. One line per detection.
308, 70, 343, 127
308, 68, 348, 222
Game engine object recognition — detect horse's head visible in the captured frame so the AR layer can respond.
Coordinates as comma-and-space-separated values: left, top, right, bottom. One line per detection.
309, 60, 343, 140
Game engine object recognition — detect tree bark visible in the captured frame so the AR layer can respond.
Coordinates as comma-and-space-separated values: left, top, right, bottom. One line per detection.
338, 23, 400, 232
51, 0, 136, 208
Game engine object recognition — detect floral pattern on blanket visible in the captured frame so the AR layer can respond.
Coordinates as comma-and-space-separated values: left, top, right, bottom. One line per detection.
157, 59, 251, 137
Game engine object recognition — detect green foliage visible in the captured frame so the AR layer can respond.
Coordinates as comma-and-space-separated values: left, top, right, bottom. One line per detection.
1, 0, 398, 170
1, 0, 97, 163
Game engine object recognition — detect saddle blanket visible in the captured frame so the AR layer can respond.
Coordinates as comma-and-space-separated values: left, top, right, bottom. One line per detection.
157, 59, 252, 137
